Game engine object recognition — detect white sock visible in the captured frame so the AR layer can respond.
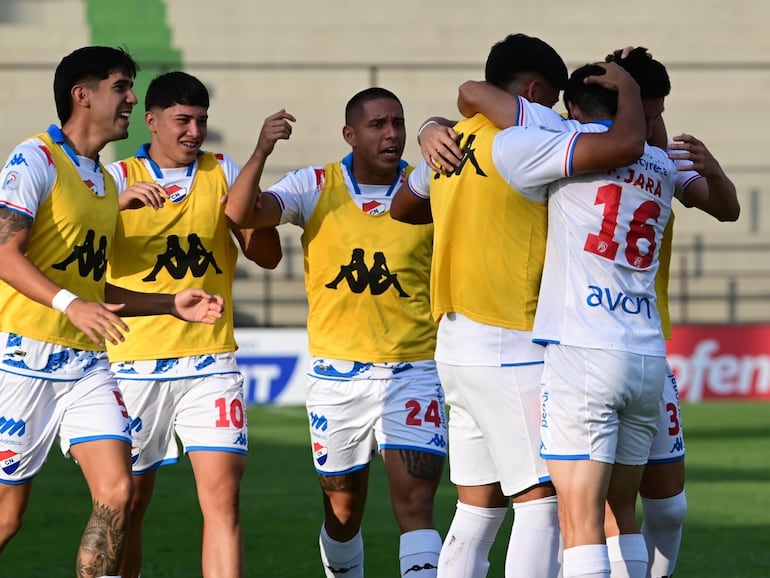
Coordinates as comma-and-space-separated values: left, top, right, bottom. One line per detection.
563, 544, 610, 578
641, 491, 687, 578
506, 495, 561, 578
607, 534, 649, 578
437, 501, 507, 578
319, 524, 364, 578
400, 528, 442, 577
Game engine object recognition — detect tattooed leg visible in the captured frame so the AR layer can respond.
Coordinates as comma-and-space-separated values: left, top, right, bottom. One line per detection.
382, 449, 444, 531
76, 500, 129, 578
318, 467, 370, 541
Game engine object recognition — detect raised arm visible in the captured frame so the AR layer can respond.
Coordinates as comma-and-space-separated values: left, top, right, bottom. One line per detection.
458, 80, 521, 128
225, 109, 294, 229
570, 62, 646, 173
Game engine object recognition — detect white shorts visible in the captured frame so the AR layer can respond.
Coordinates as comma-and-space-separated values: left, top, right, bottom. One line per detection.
438, 362, 550, 496
540, 345, 666, 466
0, 363, 131, 484
306, 368, 447, 476
117, 372, 247, 474
648, 360, 685, 464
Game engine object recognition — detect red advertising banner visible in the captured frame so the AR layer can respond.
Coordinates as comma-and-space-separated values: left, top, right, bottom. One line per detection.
667, 325, 770, 402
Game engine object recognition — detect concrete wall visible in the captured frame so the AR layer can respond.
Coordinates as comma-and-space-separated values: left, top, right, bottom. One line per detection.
1, 0, 768, 323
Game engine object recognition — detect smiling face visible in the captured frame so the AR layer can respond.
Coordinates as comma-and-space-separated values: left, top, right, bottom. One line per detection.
343, 97, 405, 185
145, 103, 209, 168
77, 70, 137, 144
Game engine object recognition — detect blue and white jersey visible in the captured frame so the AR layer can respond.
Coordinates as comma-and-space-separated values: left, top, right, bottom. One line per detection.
532, 143, 678, 355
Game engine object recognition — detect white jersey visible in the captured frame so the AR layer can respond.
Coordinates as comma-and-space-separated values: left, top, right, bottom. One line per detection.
532, 143, 678, 355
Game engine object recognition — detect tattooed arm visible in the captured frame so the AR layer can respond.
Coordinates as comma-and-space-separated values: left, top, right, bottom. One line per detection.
0, 207, 130, 347
0, 207, 60, 306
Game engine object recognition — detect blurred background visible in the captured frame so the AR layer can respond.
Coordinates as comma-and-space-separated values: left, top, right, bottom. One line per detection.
1, 0, 768, 329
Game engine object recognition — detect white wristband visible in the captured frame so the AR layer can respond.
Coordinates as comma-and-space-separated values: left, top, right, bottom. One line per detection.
417, 119, 439, 140
51, 289, 78, 313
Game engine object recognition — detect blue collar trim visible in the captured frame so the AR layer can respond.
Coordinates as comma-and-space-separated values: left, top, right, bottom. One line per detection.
341, 152, 407, 197
46, 124, 100, 167
135, 143, 198, 178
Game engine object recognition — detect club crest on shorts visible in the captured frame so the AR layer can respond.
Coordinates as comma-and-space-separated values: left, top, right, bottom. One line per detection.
313, 441, 328, 466
0, 449, 21, 475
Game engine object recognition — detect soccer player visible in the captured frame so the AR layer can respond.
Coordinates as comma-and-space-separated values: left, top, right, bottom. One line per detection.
421, 45, 739, 578
0, 47, 223, 576
103, 71, 287, 578
603, 47, 740, 578
530, 65, 675, 578
392, 33, 570, 578
225, 87, 446, 578
393, 49, 649, 578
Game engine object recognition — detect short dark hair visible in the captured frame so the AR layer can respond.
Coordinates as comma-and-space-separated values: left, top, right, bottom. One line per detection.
564, 64, 618, 118
605, 47, 671, 99
485, 33, 568, 91
145, 71, 210, 111
345, 87, 402, 125
53, 46, 139, 124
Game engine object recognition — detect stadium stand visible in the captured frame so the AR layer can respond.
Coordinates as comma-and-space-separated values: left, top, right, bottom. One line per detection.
1, 0, 769, 325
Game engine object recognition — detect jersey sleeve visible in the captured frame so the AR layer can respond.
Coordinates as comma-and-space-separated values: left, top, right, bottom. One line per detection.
215, 152, 241, 189
0, 140, 56, 219
520, 100, 571, 130
406, 159, 432, 199
264, 166, 324, 227
494, 126, 581, 195
105, 160, 129, 194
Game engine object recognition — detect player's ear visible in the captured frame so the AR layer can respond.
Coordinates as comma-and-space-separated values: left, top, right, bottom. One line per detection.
342, 124, 355, 147
145, 110, 157, 131
71, 84, 90, 109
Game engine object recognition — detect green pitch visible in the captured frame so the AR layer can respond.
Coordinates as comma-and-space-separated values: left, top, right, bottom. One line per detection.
5, 402, 769, 577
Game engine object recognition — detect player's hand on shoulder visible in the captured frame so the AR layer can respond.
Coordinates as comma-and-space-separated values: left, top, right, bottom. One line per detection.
256, 109, 296, 157
419, 121, 462, 174
668, 133, 720, 177
119, 181, 168, 210
64, 300, 128, 347
172, 288, 224, 324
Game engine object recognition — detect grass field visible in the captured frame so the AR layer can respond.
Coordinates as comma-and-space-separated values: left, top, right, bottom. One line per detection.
5, 401, 769, 577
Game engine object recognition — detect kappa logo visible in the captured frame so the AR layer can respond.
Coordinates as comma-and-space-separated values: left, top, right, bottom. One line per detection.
234, 432, 248, 447
325, 248, 409, 297
404, 562, 439, 574
433, 133, 487, 180
326, 563, 360, 575
5, 153, 27, 168
0, 449, 21, 475
52, 229, 108, 281
130, 446, 140, 465
143, 233, 222, 281
427, 433, 446, 448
